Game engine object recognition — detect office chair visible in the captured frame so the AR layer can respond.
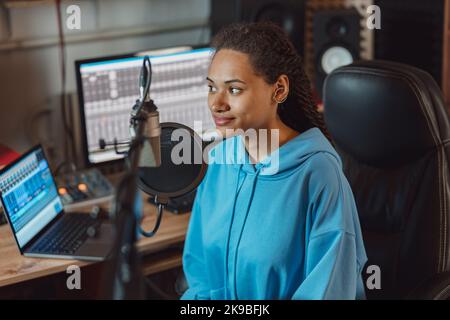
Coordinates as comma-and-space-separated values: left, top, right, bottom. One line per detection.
323, 60, 450, 299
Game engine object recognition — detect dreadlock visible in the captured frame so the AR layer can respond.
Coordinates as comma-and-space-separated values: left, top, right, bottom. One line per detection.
211, 21, 332, 142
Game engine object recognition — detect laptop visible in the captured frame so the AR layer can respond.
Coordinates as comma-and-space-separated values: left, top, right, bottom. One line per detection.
0, 145, 114, 261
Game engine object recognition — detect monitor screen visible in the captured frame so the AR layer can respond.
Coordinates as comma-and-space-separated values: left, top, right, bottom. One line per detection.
0, 147, 62, 248
76, 46, 215, 165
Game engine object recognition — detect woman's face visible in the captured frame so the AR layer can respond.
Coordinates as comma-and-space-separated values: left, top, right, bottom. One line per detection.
207, 49, 277, 137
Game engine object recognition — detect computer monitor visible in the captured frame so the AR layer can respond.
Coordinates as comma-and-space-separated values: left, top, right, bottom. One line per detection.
75, 46, 215, 166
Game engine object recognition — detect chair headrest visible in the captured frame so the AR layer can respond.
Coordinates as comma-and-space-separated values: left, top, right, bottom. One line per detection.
323, 60, 450, 167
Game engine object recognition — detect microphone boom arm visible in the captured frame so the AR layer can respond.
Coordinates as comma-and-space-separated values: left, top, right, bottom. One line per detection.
102, 56, 162, 299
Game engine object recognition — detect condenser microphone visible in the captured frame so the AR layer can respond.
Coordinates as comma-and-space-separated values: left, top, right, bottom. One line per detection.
141, 113, 161, 168
131, 56, 161, 168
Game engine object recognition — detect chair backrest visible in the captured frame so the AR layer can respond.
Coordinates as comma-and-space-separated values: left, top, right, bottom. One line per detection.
323, 60, 450, 299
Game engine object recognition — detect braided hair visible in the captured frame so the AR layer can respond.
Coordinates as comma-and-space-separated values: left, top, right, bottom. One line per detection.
211, 22, 332, 142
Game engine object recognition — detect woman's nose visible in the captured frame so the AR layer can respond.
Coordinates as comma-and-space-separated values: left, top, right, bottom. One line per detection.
210, 94, 230, 113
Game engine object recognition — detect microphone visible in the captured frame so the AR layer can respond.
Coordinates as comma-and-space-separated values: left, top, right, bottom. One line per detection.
130, 56, 161, 168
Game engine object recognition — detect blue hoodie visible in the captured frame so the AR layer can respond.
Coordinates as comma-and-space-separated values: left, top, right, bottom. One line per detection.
181, 127, 368, 300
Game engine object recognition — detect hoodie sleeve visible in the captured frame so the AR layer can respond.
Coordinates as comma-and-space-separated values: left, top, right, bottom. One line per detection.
180, 182, 211, 300
292, 230, 363, 299
292, 154, 367, 300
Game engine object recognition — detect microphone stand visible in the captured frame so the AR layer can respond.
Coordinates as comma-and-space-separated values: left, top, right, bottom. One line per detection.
101, 57, 160, 299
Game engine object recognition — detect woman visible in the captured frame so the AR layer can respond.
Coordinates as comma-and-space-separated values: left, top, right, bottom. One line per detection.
181, 22, 367, 300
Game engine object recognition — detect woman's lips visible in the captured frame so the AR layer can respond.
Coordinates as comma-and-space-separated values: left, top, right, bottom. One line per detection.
213, 115, 235, 126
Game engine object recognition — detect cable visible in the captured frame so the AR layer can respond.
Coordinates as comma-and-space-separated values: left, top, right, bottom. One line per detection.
139, 202, 164, 237
129, 57, 151, 144
55, 0, 76, 164
134, 56, 152, 116
111, 135, 165, 238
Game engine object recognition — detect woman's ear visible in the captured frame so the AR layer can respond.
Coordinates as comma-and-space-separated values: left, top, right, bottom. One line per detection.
272, 74, 290, 104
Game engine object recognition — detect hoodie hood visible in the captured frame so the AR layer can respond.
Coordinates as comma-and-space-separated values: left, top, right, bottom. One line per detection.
209, 127, 341, 177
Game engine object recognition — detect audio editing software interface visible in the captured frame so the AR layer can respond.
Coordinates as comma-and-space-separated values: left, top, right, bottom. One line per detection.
78, 47, 215, 164
0, 148, 62, 247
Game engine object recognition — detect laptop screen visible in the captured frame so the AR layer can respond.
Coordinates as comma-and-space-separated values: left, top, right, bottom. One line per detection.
0, 146, 62, 248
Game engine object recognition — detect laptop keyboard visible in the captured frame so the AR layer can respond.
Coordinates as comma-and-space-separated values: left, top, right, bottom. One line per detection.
29, 214, 101, 256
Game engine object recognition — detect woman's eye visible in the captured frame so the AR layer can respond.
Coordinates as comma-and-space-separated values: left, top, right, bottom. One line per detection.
208, 85, 217, 93
229, 87, 242, 95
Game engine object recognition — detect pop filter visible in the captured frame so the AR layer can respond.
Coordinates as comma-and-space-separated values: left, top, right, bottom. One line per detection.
137, 122, 207, 204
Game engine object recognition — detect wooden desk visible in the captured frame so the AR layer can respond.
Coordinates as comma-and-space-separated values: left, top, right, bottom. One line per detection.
0, 195, 190, 290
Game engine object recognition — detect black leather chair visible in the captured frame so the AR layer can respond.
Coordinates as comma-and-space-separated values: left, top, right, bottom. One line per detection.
323, 60, 450, 299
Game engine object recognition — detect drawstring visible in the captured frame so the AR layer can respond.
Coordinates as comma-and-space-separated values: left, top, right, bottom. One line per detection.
232, 169, 260, 299
224, 164, 242, 299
